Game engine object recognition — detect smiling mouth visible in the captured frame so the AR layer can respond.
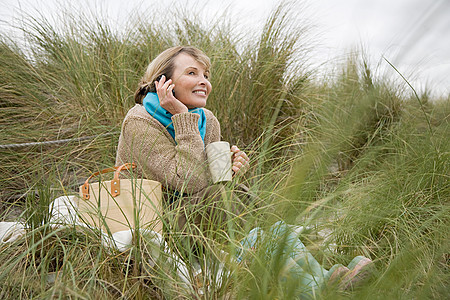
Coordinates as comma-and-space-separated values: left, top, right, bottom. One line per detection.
193, 90, 207, 96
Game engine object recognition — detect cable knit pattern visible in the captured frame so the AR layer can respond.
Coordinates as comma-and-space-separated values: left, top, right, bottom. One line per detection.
116, 104, 221, 194
172, 112, 201, 136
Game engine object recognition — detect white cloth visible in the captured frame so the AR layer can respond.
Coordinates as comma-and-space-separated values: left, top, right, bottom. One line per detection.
0, 222, 26, 243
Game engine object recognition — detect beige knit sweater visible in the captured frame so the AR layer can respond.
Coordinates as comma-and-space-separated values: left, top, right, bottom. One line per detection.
115, 104, 221, 194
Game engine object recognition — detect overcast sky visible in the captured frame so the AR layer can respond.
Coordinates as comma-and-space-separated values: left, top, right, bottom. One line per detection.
1, 0, 449, 98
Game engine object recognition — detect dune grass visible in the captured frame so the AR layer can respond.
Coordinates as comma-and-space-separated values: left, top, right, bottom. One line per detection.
0, 2, 448, 299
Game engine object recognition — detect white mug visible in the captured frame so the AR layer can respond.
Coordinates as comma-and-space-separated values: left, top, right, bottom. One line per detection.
206, 141, 232, 184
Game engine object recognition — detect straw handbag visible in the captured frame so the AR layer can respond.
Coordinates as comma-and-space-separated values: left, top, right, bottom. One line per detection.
77, 163, 162, 234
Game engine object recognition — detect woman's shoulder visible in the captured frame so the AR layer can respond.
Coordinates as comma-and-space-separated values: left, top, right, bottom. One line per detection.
124, 104, 151, 120
122, 104, 164, 132
203, 108, 221, 141
203, 108, 218, 123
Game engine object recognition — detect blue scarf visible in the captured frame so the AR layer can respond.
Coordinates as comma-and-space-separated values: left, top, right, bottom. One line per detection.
142, 92, 206, 143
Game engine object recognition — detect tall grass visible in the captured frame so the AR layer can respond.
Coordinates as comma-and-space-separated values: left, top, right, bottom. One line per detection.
0, 1, 448, 299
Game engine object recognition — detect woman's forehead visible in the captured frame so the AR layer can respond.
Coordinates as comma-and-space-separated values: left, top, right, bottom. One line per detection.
173, 53, 208, 71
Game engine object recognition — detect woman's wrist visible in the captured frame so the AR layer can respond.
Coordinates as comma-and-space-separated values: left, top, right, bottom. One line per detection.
168, 105, 189, 115
172, 112, 201, 136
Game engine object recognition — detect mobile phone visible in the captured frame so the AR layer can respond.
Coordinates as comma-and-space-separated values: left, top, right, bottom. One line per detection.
155, 74, 175, 96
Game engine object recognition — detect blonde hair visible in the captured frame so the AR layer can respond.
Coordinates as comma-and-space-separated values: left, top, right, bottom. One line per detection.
134, 46, 211, 104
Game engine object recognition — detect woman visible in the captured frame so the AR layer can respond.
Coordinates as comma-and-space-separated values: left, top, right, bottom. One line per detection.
115, 46, 373, 293
116, 46, 249, 236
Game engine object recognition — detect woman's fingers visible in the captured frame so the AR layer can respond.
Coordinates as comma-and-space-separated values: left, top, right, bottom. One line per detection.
232, 162, 242, 173
234, 155, 246, 164
233, 151, 249, 164
154, 76, 188, 114
231, 145, 239, 154
155, 76, 171, 93
167, 83, 175, 95
231, 146, 249, 163
238, 151, 249, 162
162, 81, 172, 95
154, 75, 166, 89
232, 160, 249, 174
155, 76, 172, 97
231, 145, 250, 175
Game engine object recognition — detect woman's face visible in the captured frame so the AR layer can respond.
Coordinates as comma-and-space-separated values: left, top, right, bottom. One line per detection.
170, 53, 212, 109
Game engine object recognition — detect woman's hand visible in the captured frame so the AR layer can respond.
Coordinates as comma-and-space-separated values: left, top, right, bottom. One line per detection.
231, 145, 249, 176
155, 75, 188, 115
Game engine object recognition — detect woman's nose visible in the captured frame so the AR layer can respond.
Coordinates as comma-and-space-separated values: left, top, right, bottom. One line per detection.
198, 79, 210, 89
197, 75, 211, 90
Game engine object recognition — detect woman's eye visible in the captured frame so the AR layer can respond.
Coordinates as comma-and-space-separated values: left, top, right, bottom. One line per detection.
188, 71, 195, 75
204, 74, 209, 79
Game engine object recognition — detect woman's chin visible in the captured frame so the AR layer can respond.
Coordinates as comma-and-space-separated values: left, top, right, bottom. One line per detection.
185, 100, 207, 109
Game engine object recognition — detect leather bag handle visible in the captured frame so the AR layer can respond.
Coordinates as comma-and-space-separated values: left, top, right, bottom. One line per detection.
81, 163, 136, 200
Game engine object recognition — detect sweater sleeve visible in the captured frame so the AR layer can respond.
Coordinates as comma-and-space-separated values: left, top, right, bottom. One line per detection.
118, 112, 211, 194
203, 108, 221, 144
